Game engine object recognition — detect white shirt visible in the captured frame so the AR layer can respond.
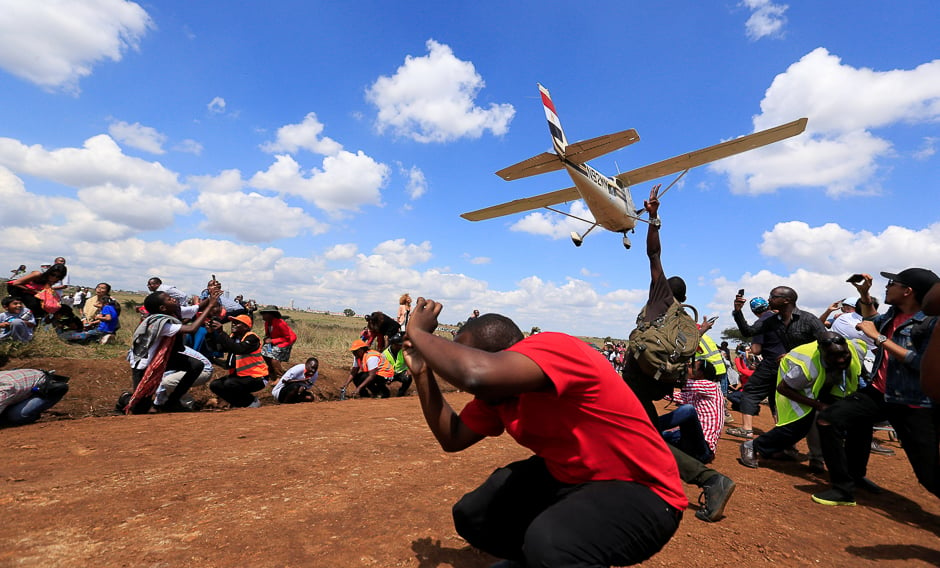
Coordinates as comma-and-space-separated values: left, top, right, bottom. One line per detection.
271, 363, 319, 400
129, 305, 199, 368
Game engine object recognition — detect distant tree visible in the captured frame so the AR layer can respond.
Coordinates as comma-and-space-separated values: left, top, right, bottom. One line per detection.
604, 336, 613, 345
343, 308, 356, 317
720, 327, 746, 343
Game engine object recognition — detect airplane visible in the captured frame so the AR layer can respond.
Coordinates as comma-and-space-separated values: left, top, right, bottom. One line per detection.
461, 83, 808, 249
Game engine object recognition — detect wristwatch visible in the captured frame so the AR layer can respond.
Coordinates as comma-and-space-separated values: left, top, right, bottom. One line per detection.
649, 217, 662, 228
874, 334, 888, 347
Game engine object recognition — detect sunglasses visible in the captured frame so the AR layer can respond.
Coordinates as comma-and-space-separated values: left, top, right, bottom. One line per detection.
769, 294, 789, 299
818, 335, 847, 346
886, 280, 909, 288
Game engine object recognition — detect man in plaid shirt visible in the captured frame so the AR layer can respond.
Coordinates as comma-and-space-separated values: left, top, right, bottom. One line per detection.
0, 369, 69, 426
660, 360, 725, 463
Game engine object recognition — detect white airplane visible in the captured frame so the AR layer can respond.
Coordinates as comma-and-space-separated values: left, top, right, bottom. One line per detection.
461, 84, 808, 249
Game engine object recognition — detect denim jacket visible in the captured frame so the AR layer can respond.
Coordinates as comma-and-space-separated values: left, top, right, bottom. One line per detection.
872, 307, 937, 407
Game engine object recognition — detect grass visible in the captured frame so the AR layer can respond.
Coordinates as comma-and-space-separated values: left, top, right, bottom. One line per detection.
3, 290, 628, 366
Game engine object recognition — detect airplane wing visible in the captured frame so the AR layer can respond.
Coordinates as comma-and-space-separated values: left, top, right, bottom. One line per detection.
496, 152, 564, 181
614, 118, 807, 187
564, 128, 640, 164
461, 186, 581, 221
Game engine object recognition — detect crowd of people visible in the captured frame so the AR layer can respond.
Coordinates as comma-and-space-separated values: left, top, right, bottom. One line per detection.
3, 184, 940, 566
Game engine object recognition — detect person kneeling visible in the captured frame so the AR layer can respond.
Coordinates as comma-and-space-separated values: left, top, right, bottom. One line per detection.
403, 298, 684, 567
206, 315, 268, 408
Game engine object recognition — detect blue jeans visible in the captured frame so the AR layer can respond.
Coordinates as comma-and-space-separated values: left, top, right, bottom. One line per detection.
658, 404, 713, 464
1, 394, 63, 426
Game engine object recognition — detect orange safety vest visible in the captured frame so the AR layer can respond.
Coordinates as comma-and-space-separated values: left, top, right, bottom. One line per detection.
232, 331, 268, 378
360, 349, 395, 379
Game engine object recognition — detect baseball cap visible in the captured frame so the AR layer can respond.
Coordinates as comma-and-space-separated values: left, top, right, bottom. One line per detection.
230, 314, 253, 327
880, 268, 940, 303
349, 339, 369, 351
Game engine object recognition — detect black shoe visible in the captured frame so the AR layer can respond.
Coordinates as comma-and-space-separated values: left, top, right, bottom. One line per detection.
808, 459, 826, 474
854, 477, 884, 494
696, 474, 736, 522
154, 400, 195, 413
738, 441, 759, 468
812, 489, 856, 506
870, 440, 895, 456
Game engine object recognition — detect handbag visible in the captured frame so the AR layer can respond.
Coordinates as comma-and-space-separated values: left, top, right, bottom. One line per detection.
34, 288, 62, 314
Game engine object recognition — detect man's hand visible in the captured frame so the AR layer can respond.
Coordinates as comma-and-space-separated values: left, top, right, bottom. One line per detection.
855, 320, 877, 340
402, 339, 427, 376
408, 297, 441, 335
699, 316, 714, 332
644, 184, 662, 219
850, 273, 873, 295
733, 292, 745, 311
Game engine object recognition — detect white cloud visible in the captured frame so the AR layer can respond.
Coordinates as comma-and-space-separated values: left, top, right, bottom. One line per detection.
509, 201, 595, 239
195, 191, 327, 242
249, 151, 390, 215
261, 112, 343, 156
208, 96, 226, 114
77, 183, 187, 230
108, 120, 167, 154
0, 166, 53, 226
0, 134, 184, 195
174, 139, 204, 155
914, 137, 937, 160
188, 169, 245, 194
402, 165, 428, 199
741, 0, 788, 41
710, 49, 940, 196
469, 256, 491, 265
367, 39, 515, 143
0, 0, 153, 92
705, 220, 940, 320
371, 239, 432, 267
324, 243, 358, 261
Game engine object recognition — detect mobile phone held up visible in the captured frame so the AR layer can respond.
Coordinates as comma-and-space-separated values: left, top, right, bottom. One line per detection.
737, 288, 745, 297
707, 316, 719, 324
846, 274, 865, 284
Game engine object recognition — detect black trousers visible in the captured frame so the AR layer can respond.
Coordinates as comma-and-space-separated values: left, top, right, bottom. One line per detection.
817, 390, 879, 496
352, 372, 390, 398
752, 412, 816, 457
739, 359, 779, 417
209, 375, 266, 407
131, 351, 205, 407
821, 386, 940, 498
453, 456, 680, 567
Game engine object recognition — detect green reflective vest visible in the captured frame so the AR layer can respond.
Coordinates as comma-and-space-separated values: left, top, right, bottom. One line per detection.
696, 334, 727, 374
775, 339, 867, 426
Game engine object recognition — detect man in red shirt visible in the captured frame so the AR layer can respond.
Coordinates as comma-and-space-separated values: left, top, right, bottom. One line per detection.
404, 297, 684, 567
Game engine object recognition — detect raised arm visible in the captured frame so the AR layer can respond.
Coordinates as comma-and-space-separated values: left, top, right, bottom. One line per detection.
644, 184, 664, 284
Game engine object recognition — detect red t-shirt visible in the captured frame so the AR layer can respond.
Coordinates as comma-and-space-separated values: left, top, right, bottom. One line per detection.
873, 312, 914, 393
458, 332, 687, 511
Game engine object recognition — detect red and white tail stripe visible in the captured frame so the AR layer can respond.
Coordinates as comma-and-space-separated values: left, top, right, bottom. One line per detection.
539, 83, 568, 155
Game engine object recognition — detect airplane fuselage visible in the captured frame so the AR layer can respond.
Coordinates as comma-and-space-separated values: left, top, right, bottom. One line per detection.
563, 159, 637, 233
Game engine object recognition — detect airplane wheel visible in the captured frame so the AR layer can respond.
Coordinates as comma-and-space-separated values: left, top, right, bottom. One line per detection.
622, 236, 631, 250
570, 231, 583, 247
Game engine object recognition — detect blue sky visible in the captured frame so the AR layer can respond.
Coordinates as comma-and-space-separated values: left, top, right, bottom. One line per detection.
0, 1, 938, 336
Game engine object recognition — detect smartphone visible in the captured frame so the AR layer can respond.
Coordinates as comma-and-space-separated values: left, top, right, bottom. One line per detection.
835, 298, 846, 309
707, 316, 719, 324
737, 288, 745, 297
846, 274, 864, 284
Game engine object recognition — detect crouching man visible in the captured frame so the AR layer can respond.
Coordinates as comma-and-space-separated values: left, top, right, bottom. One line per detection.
0, 370, 69, 426
403, 298, 684, 567
206, 315, 269, 408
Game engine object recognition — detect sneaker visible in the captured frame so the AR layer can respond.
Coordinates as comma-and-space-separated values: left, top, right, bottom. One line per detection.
854, 477, 884, 494
248, 397, 261, 408
695, 474, 736, 522
725, 411, 734, 423
812, 489, 856, 506
870, 440, 895, 456
738, 440, 759, 468
726, 426, 754, 439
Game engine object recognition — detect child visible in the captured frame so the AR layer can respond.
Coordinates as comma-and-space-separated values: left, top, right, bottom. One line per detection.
0, 296, 37, 342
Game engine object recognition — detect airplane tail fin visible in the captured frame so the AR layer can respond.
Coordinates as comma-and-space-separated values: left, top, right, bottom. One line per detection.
539, 83, 568, 156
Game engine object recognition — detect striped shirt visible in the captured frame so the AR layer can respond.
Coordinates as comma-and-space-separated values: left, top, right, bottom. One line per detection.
673, 379, 725, 451
0, 369, 45, 414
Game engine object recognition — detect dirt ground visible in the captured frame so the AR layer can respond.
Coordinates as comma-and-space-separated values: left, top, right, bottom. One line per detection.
1, 356, 939, 568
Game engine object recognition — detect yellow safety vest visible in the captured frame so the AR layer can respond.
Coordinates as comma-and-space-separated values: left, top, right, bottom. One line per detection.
696, 334, 727, 375
775, 339, 867, 426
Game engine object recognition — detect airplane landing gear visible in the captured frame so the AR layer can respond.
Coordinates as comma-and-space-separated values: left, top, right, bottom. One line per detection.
570, 231, 583, 247
622, 235, 631, 250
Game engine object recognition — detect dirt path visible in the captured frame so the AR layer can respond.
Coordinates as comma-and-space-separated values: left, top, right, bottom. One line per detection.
1, 358, 939, 567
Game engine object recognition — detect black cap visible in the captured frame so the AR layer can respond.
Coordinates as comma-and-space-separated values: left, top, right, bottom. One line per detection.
880, 268, 940, 304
